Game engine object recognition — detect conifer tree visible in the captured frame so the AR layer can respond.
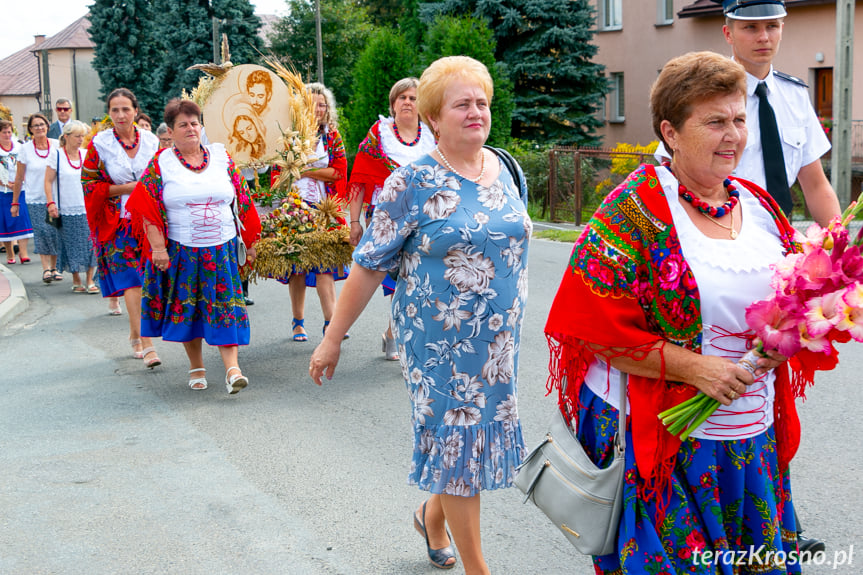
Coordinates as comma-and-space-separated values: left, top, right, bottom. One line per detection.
88, 0, 161, 113
439, 0, 607, 145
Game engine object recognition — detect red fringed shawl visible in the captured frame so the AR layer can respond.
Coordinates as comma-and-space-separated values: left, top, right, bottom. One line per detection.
81, 140, 124, 244
125, 148, 261, 265
348, 120, 399, 204
544, 164, 815, 516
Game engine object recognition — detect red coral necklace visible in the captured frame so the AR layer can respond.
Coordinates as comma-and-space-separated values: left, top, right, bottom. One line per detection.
33, 140, 50, 159
65, 148, 82, 170
393, 121, 421, 147
174, 146, 209, 172
113, 127, 139, 151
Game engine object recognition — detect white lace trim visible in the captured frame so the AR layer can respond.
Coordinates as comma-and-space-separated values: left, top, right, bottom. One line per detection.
658, 167, 784, 274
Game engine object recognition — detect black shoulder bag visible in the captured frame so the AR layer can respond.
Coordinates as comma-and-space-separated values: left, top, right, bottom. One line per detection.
45, 150, 62, 228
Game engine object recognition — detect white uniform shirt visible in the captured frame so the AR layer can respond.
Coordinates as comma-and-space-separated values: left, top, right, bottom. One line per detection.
584, 167, 785, 440
160, 144, 236, 248
18, 139, 59, 204
91, 129, 160, 218
733, 68, 831, 190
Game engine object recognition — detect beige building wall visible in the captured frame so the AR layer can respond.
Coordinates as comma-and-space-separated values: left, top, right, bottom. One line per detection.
591, 1, 863, 148
40, 48, 103, 125
1, 96, 41, 136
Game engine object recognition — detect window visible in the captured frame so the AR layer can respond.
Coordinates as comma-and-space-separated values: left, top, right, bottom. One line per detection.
598, 0, 622, 30
609, 73, 625, 123
657, 0, 674, 25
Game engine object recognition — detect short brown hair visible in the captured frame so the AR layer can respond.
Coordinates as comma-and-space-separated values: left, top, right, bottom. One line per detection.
417, 56, 493, 132
388, 77, 419, 117
27, 113, 50, 135
163, 99, 202, 128
0, 119, 13, 132
650, 51, 746, 150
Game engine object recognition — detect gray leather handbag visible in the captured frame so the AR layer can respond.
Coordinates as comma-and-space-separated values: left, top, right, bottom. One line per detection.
514, 372, 627, 556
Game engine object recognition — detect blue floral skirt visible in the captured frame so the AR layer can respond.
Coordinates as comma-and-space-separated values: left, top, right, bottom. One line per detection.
57, 214, 96, 273
96, 226, 142, 296
0, 191, 33, 241
141, 238, 249, 346
578, 385, 801, 575
28, 203, 61, 256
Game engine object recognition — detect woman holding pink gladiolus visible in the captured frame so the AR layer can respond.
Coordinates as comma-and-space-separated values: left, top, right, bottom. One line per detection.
661, 195, 863, 440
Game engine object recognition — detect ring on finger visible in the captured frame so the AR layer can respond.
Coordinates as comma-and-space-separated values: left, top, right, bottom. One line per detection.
729, 390, 739, 400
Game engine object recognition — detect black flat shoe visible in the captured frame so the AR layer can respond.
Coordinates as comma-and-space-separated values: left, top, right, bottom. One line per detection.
412, 501, 456, 570
244, 295, 254, 306
797, 533, 826, 557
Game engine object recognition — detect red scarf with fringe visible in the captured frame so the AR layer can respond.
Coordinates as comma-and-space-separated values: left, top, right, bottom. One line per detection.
544, 164, 812, 521
348, 120, 399, 204
81, 140, 124, 244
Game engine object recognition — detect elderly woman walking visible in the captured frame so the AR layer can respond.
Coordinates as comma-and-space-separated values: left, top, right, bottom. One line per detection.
11, 114, 59, 280
347, 77, 437, 359
127, 99, 261, 393
545, 52, 815, 574
310, 56, 530, 575
43, 120, 98, 293
83, 87, 162, 368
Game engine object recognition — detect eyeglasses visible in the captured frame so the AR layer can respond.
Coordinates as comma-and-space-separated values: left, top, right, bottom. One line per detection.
56, 107, 71, 112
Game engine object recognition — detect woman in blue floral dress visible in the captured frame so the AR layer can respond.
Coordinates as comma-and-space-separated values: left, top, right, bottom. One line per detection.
310, 56, 530, 575
309, 56, 531, 575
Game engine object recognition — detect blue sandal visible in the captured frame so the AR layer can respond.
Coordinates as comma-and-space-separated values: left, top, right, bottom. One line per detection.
323, 320, 349, 339
292, 318, 308, 342
413, 500, 456, 569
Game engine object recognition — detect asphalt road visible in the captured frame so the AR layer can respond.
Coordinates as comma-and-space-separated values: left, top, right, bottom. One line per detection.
1, 236, 861, 575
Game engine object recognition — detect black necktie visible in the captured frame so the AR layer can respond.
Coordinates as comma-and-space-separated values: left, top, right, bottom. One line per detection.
755, 81, 792, 216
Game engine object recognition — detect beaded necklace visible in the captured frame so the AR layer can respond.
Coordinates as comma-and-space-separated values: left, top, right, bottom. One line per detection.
174, 146, 210, 172
664, 162, 739, 217
33, 140, 50, 159
0, 141, 12, 153
65, 148, 83, 170
436, 146, 485, 183
113, 127, 139, 151
393, 121, 421, 147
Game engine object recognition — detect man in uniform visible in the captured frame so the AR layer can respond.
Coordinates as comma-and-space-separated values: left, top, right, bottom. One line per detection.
718, 0, 839, 226
715, 0, 836, 556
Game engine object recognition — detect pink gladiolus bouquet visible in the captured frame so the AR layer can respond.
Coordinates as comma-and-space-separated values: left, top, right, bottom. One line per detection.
660, 196, 863, 440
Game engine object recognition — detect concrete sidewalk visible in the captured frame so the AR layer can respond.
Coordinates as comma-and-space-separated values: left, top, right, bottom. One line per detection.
0, 261, 28, 327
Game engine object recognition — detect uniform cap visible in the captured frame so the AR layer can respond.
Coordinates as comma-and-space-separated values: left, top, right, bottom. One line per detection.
712, 0, 787, 20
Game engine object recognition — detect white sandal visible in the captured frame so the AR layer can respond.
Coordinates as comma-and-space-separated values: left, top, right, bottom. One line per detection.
225, 366, 248, 395
142, 347, 162, 369
189, 368, 207, 390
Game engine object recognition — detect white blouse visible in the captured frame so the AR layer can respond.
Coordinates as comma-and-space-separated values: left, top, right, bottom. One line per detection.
378, 116, 436, 168
0, 140, 22, 193
584, 167, 786, 440
47, 148, 87, 216
160, 144, 236, 248
295, 134, 328, 204
92, 129, 159, 218
18, 139, 59, 204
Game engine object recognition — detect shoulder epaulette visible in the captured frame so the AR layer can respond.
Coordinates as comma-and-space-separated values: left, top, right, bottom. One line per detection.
774, 70, 808, 88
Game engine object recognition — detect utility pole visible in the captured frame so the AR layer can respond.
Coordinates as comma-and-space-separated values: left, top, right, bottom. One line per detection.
315, 0, 324, 84
832, 0, 855, 206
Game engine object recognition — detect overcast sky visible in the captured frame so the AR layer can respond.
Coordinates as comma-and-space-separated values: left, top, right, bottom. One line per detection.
2, 0, 287, 61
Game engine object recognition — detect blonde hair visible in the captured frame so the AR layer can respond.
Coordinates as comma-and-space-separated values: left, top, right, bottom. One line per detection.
59, 120, 89, 146
417, 56, 493, 132
306, 82, 339, 130
388, 77, 419, 117
650, 51, 746, 151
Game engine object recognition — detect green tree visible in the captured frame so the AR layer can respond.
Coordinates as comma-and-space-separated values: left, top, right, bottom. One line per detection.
268, 0, 375, 108
422, 15, 514, 148
88, 0, 161, 113
439, 0, 608, 146
149, 0, 263, 114
344, 28, 419, 152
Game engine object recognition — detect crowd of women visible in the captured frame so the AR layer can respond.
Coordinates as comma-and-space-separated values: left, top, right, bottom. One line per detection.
2, 50, 834, 574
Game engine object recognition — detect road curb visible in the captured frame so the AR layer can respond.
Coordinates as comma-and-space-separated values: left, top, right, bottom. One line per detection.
0, 263, 28, 327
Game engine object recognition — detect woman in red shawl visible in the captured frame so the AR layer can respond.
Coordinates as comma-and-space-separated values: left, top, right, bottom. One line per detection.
126, 99, 261, 394
286, 83, 349, 342
82, 88, 162, 368
544, 52, 816, 574
347, 77, 436, 359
